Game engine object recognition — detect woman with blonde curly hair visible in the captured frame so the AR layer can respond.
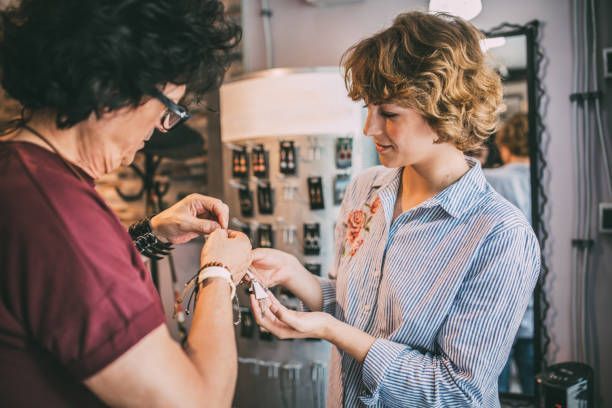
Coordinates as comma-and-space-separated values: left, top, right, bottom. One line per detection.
249, 12, 540, 407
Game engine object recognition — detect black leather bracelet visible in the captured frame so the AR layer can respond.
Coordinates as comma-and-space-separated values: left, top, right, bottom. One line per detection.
128, 217, 173, 260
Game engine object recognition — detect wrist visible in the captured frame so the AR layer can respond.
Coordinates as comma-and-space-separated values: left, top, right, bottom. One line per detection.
198, 264, 236, 299
319, 314, 339, 342
200, 276, 231, 293
149, 215, 169, 243
129, 217, 172, 258
282, 256, 309, 287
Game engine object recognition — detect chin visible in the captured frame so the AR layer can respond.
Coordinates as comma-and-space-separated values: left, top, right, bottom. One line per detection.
378, 154, 401, 168
120, 152, 137, 166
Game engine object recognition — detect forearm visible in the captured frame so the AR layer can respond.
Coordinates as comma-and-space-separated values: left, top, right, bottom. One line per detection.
323, 318, 375, 364
282, 263, 325, 312
186, 279, 236, 407
321, 319, 479, 405
356, 339, 485, 406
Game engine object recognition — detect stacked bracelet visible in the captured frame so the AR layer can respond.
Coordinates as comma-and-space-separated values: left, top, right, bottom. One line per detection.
198, 264, 236, 299
128, 217, 173, 259
176, 262, 241, 326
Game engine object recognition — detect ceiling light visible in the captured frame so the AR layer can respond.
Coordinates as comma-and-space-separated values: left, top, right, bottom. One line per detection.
429, 0, 483, 20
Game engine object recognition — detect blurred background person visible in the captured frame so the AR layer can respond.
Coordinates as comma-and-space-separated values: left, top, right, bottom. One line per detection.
484, 112, 535, 394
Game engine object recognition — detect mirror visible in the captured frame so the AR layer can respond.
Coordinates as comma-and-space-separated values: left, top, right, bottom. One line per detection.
479, 21, 549, 403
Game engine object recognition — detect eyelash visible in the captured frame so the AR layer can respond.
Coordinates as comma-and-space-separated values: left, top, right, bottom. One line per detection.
380, 110, 398, 118
362, 104, 398, 118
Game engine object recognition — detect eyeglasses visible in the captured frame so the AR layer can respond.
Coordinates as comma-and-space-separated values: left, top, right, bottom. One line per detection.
153, 90, 191, 132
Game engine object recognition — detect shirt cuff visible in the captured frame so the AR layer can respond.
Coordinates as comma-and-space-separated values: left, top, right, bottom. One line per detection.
360, 339, 406, 405
318, 277, 336, 315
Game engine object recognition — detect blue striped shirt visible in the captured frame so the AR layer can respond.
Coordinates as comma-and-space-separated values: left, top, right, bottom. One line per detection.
319, 157, 540, 407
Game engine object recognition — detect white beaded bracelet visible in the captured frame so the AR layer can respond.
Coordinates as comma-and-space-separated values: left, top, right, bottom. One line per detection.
198, 266, 236, 299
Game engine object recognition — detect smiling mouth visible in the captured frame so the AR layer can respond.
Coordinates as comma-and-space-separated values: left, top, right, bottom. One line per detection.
375, 143, 393, 152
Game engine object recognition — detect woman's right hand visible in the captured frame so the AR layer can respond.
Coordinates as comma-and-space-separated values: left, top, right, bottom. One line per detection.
250, 248, 304, 288
201, 229, 252, 285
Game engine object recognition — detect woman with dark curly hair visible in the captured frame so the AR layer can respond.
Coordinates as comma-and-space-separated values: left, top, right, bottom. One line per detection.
0, 1, 251, 406
249, 12, 540, 407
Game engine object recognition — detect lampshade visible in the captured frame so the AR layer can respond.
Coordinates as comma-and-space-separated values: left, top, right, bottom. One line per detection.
219, 68, 363, 142
428, 0, 483, 20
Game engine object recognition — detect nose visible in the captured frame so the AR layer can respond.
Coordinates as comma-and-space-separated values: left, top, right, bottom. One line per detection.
362, 107, 383, 138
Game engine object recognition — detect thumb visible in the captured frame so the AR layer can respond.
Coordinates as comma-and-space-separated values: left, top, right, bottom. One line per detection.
251, 248, 270, 262
194, 219, 222, 235
270, 299, 299, 327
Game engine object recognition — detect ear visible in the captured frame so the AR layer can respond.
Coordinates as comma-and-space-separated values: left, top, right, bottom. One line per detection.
85, 105, 135, 131
161, 83, 187, 103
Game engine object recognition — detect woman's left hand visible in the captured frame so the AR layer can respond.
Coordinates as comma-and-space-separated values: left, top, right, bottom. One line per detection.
250, 291, 333, 340
150, 194, 229, 244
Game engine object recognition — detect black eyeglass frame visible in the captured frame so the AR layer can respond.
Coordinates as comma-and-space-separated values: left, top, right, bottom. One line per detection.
152, 90, 192, 132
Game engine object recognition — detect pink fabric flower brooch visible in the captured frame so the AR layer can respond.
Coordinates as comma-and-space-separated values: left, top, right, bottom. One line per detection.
342, 196, 381, 257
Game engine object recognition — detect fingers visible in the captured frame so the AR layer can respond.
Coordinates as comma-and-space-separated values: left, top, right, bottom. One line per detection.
249, 294, 298, 340
249, 294, 274, 325
268, 297, 301, 328
194, 219, 222, 235
208, 228, 228, 240
190, 194, 229, 229
227, 229, 247, 240
250, 248, 272, 263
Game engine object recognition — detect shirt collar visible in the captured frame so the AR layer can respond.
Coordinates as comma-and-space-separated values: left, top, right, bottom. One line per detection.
373, 156, 488, 219
432, 156, 488, 218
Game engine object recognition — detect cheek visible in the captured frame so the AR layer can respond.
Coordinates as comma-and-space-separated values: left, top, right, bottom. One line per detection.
387, 122, 413, 149
128, 113, 158, 145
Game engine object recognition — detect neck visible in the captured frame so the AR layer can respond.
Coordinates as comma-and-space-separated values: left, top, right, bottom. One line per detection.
505, 155, 530, 164
398, 148, 469, 212
10, 114, 104, 179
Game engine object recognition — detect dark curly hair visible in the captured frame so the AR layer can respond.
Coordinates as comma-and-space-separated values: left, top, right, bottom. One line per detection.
0, 0, 241, 129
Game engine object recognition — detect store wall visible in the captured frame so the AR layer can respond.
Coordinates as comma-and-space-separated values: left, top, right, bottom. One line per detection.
238, 0, 611, 405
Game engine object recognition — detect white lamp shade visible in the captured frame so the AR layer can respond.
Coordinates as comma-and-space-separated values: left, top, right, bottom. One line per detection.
220, 68, 363, 142
428, 0, 483, 20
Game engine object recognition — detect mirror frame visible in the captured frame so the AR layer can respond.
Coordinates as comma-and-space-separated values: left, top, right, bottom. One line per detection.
483, 20, 549, 406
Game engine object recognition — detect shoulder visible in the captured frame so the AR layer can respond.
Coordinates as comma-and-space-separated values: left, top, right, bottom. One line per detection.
0, 142, 142, 282
473, 190, 539, 264
352, 165, 392, 186
469, 185, 534, 239
344, 165, 394, 203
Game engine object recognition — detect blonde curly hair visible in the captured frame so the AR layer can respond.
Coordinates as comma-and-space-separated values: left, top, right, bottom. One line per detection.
342, 11, 502, 151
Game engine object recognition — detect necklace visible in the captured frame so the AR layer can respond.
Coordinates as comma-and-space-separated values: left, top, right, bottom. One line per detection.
21, 124, 87, 183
